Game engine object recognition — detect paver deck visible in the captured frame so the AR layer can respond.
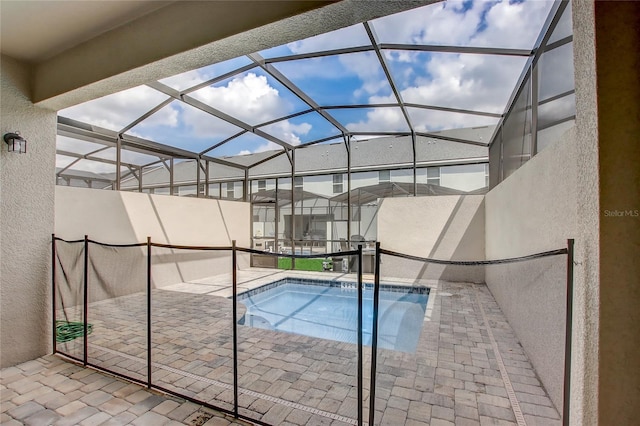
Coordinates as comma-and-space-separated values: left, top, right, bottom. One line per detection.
3, 269, 561, 425
0, 355, 250, 426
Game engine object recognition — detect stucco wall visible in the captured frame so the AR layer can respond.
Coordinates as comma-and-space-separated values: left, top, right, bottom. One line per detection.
485, 127, 577, 411
570, 3, 599, 423
377, 195, 485, 283
55, 186, 251, 293
0, 55, 57, 368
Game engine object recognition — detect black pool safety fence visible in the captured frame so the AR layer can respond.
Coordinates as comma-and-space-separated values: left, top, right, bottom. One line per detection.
52, 235, 574, 426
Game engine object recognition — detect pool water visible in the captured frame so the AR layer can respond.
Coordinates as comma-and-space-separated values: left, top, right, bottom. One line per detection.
237, 279, 429, 353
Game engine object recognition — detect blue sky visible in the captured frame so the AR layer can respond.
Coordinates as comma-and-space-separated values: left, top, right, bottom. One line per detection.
272, 52, 393, 107
259, 111, 342, 145
58, 0, 561, 173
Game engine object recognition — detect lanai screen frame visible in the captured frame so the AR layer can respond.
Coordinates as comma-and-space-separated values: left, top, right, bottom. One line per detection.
55, 0, 575, 251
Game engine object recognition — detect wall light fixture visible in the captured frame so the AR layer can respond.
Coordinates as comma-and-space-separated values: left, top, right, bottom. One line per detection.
3, 132, 27, 153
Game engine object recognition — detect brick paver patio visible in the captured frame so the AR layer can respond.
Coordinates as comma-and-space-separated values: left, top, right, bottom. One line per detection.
1, 355, 250, 426
2, 269, 562, 425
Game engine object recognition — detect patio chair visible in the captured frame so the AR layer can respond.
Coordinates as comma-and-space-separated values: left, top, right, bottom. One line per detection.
349, 235, 366, 271
332, 238, 349, 272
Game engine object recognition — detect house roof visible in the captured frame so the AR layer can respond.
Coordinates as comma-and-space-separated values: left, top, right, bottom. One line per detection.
329, 181, 468, 205
119, 132, 488, 188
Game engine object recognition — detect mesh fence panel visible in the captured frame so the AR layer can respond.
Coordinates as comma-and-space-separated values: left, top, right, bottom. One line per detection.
53, 237, 570, 426
485, 253, 568, 408
368, 252, 436, 425
86, 243, 148, 382
150, 247, 235, 412
236, 249, 363, 425
367, 250, 567, 425
378, 250, 485, 283
54, 240, 85, 360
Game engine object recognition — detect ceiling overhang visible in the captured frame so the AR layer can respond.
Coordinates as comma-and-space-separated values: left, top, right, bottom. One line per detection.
0, 0, 433, 110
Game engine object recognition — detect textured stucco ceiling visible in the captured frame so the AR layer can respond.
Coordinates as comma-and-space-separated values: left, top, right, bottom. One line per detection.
0, 0, 173, 62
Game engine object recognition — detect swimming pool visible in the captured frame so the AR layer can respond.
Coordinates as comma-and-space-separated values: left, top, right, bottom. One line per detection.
236, 278, 429, 353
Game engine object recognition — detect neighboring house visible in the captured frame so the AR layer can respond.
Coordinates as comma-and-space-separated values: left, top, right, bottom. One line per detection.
59, 132, 490, 252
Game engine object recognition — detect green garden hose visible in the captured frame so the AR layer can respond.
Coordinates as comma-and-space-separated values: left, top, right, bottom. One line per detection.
56, 321, 93, 343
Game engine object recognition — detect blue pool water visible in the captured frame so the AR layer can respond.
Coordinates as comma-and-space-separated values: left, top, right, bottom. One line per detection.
237, 279, 429, 353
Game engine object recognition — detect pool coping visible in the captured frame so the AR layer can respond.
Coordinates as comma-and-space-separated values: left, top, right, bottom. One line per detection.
160, 267, 441, 326
235, 277, 431, 300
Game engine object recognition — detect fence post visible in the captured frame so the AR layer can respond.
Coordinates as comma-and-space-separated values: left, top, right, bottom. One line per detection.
357, 244, 363, 426
232, 240, 239, 418
369, 242, 381, 426
83, 235, 89, 366
147, 237, 152, 389
563, 239, 575, 426
51, 234, 57, 354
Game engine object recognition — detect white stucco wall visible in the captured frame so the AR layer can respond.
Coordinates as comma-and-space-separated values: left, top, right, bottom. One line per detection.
55, 186, 251, 292
571, 4, 599, 422
484, 127, 577, 411
377, 195, 485, 283
1, 55, 57, 368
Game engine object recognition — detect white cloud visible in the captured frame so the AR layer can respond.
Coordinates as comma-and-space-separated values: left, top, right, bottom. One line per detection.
55, 153, 77, 168
372, 1, 484, 47
281, 1, 552, 109
538, 42, 574, 100
118, 149, 161, 166
384, 50, 418, 64
159, 58, 251, 91
346, 108, 408, 133
263, 120, 311, 145
159, 69, 207, 91
180, 103, 242, 140
232, 121, 310, 156
538, 93, 575, 126
363, 52, 514, 131
372, 0, 553, 49
339, 52, 390, 99
190, 73, 290, 124
368, 0, 552, 120
59, 72, 316, 153
125, 128, 149, 140
59, 85, 178, 131
363, 49, 524, 132
62, 157, 117, 174
139, 105, 179, 129
287, 24, 370, 54
406, 53, 526, 113
186, 73, 313, 148
344, 103, 497, 134
473, 0, 553, 47
409, 109, 498, 133
56, 135, 103, 155
237, 141, 281, 156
